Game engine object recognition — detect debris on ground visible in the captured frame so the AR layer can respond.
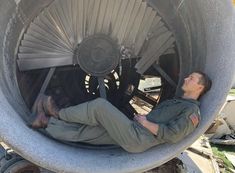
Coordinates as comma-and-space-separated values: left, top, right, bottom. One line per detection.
225, 153, 235, 168
144, 158, 186, 173
204, 95, 235, 172
210, 134, 235, 145
211, 144, 235, 173
205, 95, 235, 144
178, 136, 220, 173
206, 118, 232, 139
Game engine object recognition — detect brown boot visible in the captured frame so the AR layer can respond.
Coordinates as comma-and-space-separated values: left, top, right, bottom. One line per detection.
31, 97, 48, 129
43, 96, 59, 118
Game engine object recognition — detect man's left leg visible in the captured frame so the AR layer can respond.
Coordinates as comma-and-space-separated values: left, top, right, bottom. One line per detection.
44, 97, 160, 153
46, 117, 117, 145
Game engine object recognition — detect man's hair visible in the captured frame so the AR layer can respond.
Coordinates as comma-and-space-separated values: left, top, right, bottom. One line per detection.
194, 71, 212, 96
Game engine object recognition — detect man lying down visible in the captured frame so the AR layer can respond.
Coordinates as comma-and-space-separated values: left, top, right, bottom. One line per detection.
31, 71, 212, 153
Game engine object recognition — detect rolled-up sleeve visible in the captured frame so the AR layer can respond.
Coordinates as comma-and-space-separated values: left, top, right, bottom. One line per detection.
156, 108, 200, 143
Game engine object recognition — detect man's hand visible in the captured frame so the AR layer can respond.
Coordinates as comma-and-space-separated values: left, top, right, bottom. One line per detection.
134, 114, 159, 136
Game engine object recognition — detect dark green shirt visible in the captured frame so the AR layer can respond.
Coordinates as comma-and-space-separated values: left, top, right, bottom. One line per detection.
146, 97, 200, 143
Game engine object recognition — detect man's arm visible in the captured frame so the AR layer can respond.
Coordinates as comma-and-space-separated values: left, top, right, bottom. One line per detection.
134, 109, 200, 143
134, 114, 159, 135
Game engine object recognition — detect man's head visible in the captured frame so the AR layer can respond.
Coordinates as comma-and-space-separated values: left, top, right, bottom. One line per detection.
181, 71, 212, 99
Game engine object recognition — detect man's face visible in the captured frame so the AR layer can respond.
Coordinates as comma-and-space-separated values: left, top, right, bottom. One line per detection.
181, 73, 204, 93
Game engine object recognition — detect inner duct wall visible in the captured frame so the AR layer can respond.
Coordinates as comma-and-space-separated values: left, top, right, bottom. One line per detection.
0, 0, 234, 172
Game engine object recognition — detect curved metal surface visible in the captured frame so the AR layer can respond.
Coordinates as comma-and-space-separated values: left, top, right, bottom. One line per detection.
0, 0, 235, 172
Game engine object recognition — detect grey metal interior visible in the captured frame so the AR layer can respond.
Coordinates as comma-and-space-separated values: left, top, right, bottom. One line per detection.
0, 0, 235, 172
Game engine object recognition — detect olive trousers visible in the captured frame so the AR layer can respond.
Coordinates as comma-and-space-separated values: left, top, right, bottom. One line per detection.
46, 98, 160, 153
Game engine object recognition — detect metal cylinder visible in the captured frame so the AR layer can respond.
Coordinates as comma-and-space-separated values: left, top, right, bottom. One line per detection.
0, 0, 234, 172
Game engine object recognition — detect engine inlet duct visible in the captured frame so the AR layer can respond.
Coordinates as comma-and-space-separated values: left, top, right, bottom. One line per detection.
0, 0, 234, 172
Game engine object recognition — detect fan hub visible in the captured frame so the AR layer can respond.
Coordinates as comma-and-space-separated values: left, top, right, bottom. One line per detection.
77, 35, 119, 76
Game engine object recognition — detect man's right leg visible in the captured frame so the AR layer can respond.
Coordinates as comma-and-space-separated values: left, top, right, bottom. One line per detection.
32, 96, 116, 145
57, 98, 159, 153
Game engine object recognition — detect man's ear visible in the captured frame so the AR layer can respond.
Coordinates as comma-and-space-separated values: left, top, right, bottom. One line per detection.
198, 85, 204, 94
